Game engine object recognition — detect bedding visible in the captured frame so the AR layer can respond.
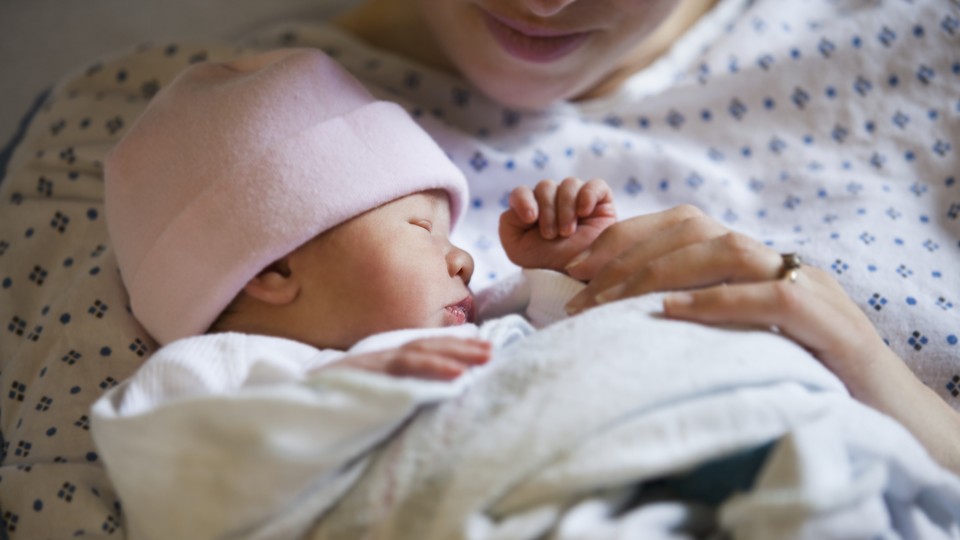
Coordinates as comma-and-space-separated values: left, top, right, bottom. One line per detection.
1, 0, 958, 536
305, 295, 960, 539
91, 271, 960, 539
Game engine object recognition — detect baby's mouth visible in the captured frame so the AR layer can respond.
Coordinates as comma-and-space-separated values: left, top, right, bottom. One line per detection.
443, 296, 476, 326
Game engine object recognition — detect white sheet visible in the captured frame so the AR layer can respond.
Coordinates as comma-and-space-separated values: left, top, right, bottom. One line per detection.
92, 273, 960, 539
306, 296, 960, 539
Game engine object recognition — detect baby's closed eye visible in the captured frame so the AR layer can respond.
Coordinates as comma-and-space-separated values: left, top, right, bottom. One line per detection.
411, 219, 433, 232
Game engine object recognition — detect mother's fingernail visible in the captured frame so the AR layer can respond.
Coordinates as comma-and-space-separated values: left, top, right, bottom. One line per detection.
565, 249, 590, 270
595, 283, 625, 305
565, 295, 586, 314
664, 292, 694, 309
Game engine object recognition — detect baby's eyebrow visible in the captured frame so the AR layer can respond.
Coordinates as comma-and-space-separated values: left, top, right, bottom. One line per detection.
427, 193, 446, 211
422, 193, 449, 217
425, 196, 453, 231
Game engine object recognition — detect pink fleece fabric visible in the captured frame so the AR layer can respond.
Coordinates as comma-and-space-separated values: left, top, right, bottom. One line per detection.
105, 48, 468, 345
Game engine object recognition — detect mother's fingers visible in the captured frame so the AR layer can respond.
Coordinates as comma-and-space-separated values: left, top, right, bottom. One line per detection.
624, 234, 778, 300
564, 204, 714, 282
566, 223, 755, 313
663, 277, 807, 331
661, 266, 885, 386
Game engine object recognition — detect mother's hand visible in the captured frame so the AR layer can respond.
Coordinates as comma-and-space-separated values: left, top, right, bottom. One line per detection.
563, 205, 890, 397
562, 205, 960, 474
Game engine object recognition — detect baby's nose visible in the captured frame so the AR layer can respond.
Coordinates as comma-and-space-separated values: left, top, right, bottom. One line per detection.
447, 245, 475, 285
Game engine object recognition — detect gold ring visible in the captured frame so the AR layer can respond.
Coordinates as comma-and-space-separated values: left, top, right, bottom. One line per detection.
780, 253, 802, 283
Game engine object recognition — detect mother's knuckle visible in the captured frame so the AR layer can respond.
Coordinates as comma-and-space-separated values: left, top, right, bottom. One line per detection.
721, 232, 758, 258
806, 265, 834, 284
771, 279, 804, 313
596, 222, 625, 242
672, 204, 703, 219
604, 255, 633, 279
682, 214, 721, 237
644, 259, 668, 282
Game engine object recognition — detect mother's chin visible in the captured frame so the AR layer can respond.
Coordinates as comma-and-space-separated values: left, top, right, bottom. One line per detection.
467, 66, 604, 110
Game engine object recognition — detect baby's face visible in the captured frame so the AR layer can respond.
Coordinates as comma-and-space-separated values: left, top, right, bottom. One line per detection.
289, 190, 475, 349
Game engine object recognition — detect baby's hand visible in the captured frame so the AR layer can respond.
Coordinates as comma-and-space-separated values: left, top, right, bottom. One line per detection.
326, 337, 491, 381
500, 178, 616, 272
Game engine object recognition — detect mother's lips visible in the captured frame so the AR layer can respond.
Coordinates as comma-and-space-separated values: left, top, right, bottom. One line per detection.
482, 11, 592, 64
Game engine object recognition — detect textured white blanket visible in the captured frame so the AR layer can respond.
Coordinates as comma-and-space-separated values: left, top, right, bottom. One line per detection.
308, 296, 960, 540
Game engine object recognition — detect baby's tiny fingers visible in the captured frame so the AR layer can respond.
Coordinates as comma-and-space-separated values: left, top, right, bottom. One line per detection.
557, 177, 584, 237
508, 186, 538, 224
408, 337, 491, 363
436, 339, 492, 365
391, 352, 466, 380
534, 179, 559, 239
577, 178, 613, 217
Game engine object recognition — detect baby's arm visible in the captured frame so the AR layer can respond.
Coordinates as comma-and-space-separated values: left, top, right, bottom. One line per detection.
500, 178, 617, 273
321, 336, 491, 380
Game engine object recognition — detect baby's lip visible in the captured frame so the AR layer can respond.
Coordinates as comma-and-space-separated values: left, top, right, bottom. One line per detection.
443, 295, 476, 326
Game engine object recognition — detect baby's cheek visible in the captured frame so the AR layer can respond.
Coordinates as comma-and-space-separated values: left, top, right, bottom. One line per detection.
392, 274, 445, 324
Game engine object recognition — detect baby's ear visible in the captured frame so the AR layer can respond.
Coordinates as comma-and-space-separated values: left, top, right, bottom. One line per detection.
242, 258, 298, 305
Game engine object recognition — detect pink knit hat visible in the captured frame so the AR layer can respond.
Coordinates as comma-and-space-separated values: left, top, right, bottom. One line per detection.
105, 48, 468, 345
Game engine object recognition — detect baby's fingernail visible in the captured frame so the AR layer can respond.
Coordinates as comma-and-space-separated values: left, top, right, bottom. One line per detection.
595, 284, 625, 305
565, 249, 590, 270
445, 365, 465, 378
525, 209, 536, 222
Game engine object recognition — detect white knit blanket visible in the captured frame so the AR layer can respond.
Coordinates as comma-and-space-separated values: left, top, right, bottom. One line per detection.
307, 297, 960, 540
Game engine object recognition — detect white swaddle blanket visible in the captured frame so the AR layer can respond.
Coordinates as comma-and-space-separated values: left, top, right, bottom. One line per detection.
90, 273, 960, 539
306, 296, 960, 540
